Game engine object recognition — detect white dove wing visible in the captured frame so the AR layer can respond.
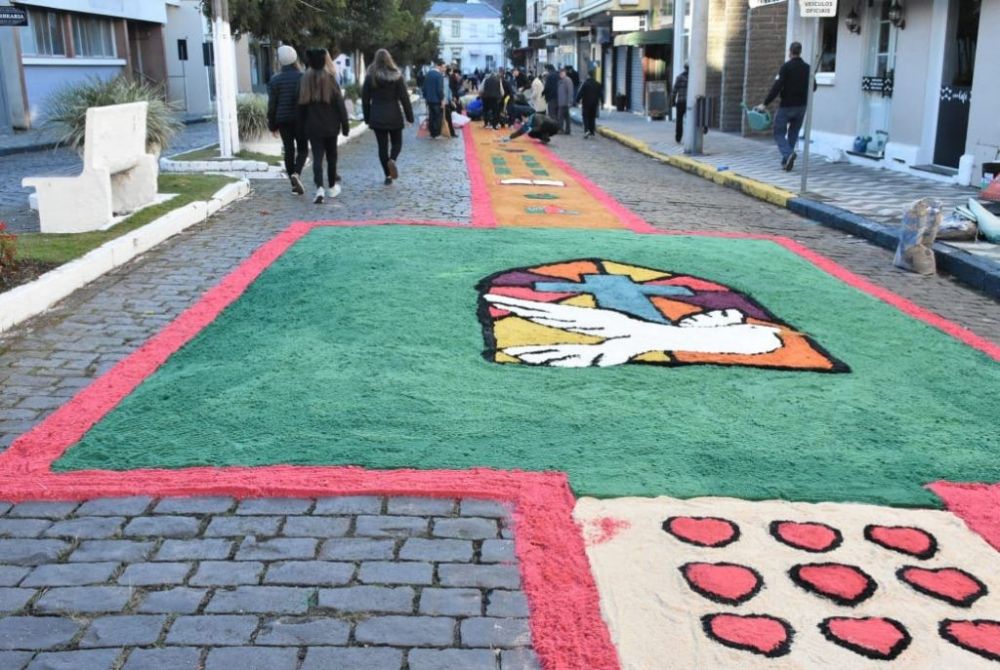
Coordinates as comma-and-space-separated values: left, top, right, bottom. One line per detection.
482, 293, 641, 338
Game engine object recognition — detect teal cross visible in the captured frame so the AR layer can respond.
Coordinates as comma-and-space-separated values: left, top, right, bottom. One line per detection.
535, 274, 693, 324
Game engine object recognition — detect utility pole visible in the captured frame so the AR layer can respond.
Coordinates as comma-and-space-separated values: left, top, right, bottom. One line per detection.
212, 0, 240, 157
799, 17, 820, 194
684, 0, 708, 154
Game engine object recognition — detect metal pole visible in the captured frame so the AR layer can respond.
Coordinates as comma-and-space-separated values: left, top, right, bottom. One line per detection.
685, 0, 708, 154
799, 17, 819, 194
672, 0, 686, 123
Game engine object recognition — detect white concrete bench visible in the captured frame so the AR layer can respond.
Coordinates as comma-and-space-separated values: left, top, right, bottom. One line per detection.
23, 101, 158, 233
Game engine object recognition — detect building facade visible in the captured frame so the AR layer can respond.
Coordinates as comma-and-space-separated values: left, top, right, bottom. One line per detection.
792, 0, 994, 185
428, 0, 504, 72
1, 0, 169, 128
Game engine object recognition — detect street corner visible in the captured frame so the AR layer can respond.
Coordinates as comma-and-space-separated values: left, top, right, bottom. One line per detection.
574, 495, 1000, 669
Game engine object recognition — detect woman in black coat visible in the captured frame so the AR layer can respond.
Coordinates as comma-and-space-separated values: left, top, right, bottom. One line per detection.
362, 49, 415, 185
299, 48, 350, 203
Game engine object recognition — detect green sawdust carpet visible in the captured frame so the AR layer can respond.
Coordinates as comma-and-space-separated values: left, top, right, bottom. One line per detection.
54, 226, 1000, 507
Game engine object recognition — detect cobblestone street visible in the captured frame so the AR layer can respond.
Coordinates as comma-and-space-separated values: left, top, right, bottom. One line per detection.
1, 125, 998, 668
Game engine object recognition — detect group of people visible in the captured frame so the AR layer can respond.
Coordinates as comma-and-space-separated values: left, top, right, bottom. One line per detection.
420, 62, 603, 146
267, 46, 414, 202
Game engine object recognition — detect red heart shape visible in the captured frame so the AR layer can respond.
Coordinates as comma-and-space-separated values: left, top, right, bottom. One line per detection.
770, 520, 842, 553
940, 619, 1000, 662
663, 516, 739, 548
680, 562, 763, 605
702, 613, 794, 657
820, 617, 912, 660
789, 563, 877, 606
865, 525, 937, 559
898, 566, 987, 607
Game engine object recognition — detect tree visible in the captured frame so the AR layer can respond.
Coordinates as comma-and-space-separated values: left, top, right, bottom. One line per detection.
500, 0, 525, 62
221, 0, 439, 67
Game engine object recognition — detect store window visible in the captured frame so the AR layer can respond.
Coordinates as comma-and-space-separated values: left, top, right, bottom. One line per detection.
818, 15, 837, 73
451, 20, 461, 38
72, 15, 116, 58
20, 9, 66, 56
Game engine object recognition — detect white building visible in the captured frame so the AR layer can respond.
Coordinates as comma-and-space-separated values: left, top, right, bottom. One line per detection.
163, 0, 213, 118
428, 0, 504, 73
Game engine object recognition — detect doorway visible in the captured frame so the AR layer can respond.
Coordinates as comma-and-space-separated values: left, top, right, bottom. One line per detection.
933, 0, 979, 168
857, 1, 898, 157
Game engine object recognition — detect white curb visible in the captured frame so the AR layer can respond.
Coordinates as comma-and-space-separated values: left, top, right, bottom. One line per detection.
0, 178, 251, 334
160, 123, 370, 177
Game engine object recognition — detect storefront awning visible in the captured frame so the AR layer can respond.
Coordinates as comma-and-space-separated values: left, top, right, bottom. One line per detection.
613, 28, 673, 48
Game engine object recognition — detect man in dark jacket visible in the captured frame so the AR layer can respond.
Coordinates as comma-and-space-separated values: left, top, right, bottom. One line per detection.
542, 64, 560, 119
575, 69, 601, 138
421, 59, 446, 138
760, 41, 810, 171
480, 71, 503, 129
671, 64, 688, 144
268, 45, 307, 194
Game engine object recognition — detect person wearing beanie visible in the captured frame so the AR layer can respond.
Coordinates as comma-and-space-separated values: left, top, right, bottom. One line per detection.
268, 44, 307, 195
362, 48, 414, 185
298, 48, 350, 203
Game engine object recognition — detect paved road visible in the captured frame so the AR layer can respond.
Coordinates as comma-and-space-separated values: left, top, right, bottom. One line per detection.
0, 122, 218, 233
0, 126, 998, 668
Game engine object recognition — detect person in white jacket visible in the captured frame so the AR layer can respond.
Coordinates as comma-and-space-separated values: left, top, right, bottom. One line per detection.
530, 73, 546, 113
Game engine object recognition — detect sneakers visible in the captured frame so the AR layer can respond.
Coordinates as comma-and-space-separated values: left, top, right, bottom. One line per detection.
313, 187, 324, 204
325, 183, 342, 199
384, 177, 393, 186
784, 152, 797, 172
290, 173, 304, 195
387, 159, 399, 180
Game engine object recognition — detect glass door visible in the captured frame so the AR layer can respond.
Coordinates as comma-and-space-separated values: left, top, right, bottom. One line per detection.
857, 1, 898, 157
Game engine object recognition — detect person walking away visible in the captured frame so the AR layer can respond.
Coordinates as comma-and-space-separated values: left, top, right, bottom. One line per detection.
421, 59, 446, 138
504, 112, 560, 144
362, 48, 414, 186
299, 48, 350, 203
543, 64, 560, 119
481, 71, 503, 129
530, 71, 546, 114
557, 67, 573, 135
758, 41, 810, 171
442, 68, 458, 138
576, 69, 601, 138
671, 64, 688, 144
267, 45, 307, 195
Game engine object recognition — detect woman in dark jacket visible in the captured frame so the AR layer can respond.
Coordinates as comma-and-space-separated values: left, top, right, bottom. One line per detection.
362, 49, 414, 185
299, 48, 350, 203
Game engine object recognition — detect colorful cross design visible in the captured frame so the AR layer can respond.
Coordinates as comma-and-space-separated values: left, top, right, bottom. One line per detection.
535, 274, 694, 324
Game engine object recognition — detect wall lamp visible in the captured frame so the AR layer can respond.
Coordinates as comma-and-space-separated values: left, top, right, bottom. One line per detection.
888, 0, 905, 29
845, 7, 861, 34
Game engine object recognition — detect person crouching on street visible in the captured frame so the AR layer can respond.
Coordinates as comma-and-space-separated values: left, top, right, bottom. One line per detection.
267, 45, 307, 196
362, 48, 414, 186
576, 68, 601, 138
505, 112, 560, 144
299, 48, 350, 203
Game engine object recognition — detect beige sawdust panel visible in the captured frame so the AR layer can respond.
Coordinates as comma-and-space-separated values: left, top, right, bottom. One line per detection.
575, 496, 1000, 670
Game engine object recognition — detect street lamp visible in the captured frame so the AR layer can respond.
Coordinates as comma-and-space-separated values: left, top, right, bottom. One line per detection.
887, 0, 905, 29
845, 7, 861, 34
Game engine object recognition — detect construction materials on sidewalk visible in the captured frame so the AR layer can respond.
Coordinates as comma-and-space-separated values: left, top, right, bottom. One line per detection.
894, 198, 942, 275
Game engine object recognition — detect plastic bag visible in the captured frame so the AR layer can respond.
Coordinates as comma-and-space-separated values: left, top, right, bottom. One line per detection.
415, 116, 429, 138
936, 211, 977, 241
982, 175, 1000, 202
893, 198, 942, 275
451, 111, 471, 128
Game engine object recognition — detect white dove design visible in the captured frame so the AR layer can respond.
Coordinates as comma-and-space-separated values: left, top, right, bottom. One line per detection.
484, 293, 783, 368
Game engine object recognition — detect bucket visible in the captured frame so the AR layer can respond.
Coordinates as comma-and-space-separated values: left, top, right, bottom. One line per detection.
741, 103, 771, 131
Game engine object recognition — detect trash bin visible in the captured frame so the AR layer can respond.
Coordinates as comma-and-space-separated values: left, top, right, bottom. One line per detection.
615, 94, 627, 112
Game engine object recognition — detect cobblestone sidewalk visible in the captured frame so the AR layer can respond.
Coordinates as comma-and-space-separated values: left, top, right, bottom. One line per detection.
0, 495, 539, 670
584, 110, 1000, 265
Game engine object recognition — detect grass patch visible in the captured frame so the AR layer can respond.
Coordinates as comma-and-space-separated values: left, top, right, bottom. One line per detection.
169, 145, 280, 164
16, 173, 238, 265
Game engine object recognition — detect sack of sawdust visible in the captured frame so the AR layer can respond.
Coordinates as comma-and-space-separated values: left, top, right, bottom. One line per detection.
893, 198, 943, 275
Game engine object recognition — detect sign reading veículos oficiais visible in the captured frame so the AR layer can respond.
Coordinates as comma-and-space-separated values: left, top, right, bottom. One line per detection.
799, 0, 837, 17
